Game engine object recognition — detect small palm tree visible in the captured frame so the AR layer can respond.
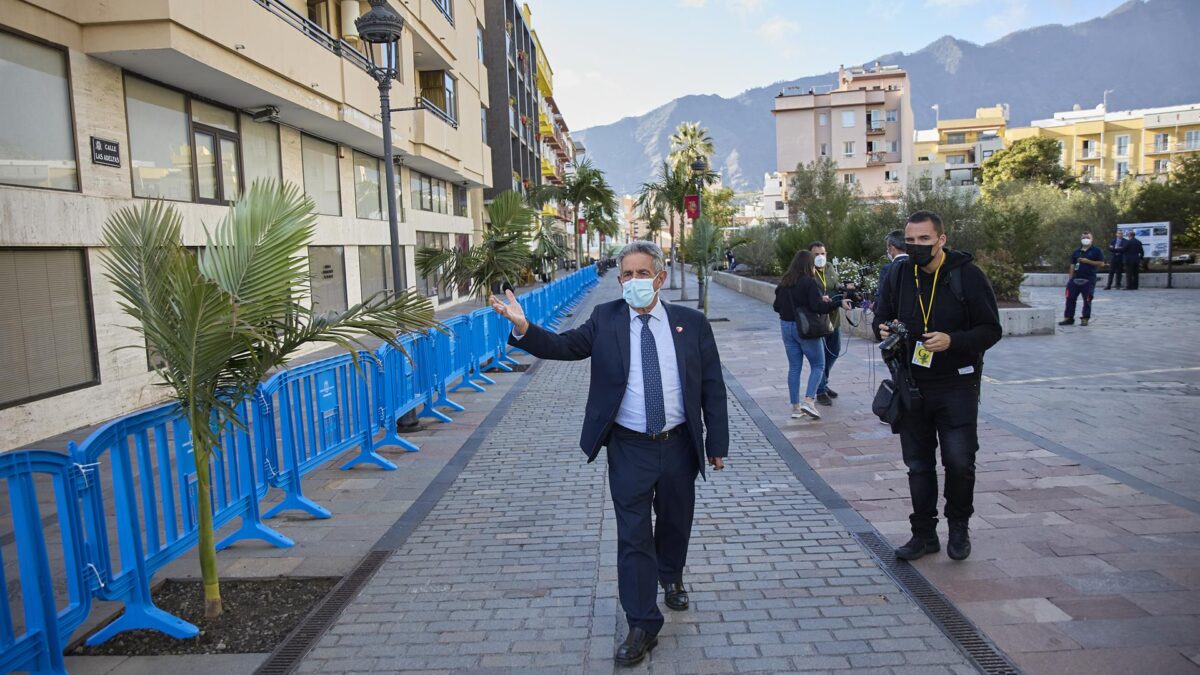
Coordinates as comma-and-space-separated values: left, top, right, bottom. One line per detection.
101, 181, 437, 618
417, 190, 533, 299
530, 215, 567, 281
530, 158, 618, 265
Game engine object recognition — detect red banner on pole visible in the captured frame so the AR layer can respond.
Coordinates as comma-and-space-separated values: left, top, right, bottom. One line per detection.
683, 194, 699, 220
577, 218, 587, 235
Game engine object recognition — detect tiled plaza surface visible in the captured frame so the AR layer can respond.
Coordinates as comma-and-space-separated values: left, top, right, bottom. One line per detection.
709, 276, 1200, 674
298, 280, 975, 674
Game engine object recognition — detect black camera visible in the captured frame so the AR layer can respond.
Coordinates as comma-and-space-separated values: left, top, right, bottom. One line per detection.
878, 320, 910, 359
834, 265, 875, 306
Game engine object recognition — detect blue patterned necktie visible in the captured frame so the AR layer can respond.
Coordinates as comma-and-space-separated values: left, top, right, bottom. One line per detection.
638, 314, 666, 434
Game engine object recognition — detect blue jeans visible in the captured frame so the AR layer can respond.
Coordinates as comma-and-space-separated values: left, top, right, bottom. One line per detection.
818, 328, 841, 395
780, 320, 826, 404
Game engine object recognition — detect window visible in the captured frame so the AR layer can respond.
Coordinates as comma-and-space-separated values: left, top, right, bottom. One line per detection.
415, 231, 452, 300
1154, 159, 1170, 173
818, 113, 827, 127
1116, 135, 1130, 157
453, 184, 468, 217
841, 111, 855, 128
301, 135, 341, 215
1154, 133, 1169, 152
843, 173, 856, 185
1116, 161, 1130, 181
481, 105, 488, 144
886, 109, 897, 122
126, 76, 193, 200
947, 154, 966, 165
1186, 130, 1200, 149
410, 170, 450, 214
419, 70, 457, 122
190, 100, 240, 203
431, 0, 453, 24
1, 248, 98, 407
884, 170, 899, 182
240, 114, 281, 187
1081, 165, 1096, 181
477, 24, 484, 63
0, 30, 78, 190
981, 149, 995, 160
889, 140, 899, 154
774, 200, 785, 211
352, 151, 383, 220
358, 245, 405, 301
819, 143, 828, 157
308, 246, 347, 314
306, 1, 340, 36
1081, 139, 1098, 158
843, 141, 854, 157
946, 132, 966, 145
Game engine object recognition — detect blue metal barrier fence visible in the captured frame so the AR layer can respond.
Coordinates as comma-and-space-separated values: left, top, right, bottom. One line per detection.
1, 265, 597, 671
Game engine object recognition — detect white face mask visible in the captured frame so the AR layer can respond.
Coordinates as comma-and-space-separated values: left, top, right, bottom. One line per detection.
1081, 238, 1092, 247
814, 254, 827, 268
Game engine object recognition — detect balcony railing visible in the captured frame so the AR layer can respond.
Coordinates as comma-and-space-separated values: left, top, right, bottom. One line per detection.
253, 0, 371, 73
1080, 149, 1101, 159
866, 121, 886, 135
420, 98, 458, 128
867, 152, 887, 165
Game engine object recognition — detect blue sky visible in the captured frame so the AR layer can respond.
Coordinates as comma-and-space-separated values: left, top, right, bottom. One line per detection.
530, 0, 1131, 130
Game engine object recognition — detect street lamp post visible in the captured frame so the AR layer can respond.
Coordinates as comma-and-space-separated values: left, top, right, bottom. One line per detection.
356, 0, 405, 301
686, 157, 708, 305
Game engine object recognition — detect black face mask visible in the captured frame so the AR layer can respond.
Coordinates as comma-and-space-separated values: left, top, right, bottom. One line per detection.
905, 243, 936, 267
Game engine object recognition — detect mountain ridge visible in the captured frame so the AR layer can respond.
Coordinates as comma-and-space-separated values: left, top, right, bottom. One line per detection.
575, 0, 1200, 194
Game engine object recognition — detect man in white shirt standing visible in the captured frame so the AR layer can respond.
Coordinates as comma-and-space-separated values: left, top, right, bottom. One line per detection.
491, 240, 729, 667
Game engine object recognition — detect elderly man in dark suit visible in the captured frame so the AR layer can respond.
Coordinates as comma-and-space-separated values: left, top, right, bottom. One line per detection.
491, 240, 729, 667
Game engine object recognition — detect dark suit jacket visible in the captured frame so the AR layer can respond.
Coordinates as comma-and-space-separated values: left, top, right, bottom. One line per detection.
509, 298, 729, 476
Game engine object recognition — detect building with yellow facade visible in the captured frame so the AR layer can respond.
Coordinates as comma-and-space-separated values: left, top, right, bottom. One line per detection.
912, 105, 1008, 187
1007, 103, 1200, 184
0, 0, 493, 449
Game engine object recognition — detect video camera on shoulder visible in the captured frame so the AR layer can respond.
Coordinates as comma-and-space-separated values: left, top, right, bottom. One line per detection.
834, 265, 875, 306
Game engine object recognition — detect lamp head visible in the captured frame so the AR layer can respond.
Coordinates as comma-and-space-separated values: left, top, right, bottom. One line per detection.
690, 157, 707, 176
356, 0, 404, 76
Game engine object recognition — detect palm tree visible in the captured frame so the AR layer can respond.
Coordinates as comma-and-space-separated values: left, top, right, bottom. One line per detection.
101, 181, 437, 618
530, 215, 568, 282
668, 121, 715, 168
416, 190, 533, 299
529, 158, 618, 266
637, 160, 693, 291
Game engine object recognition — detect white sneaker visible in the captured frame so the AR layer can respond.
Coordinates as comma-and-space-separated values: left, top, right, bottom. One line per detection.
791, 407, 805, 419
800, 400, 821, 419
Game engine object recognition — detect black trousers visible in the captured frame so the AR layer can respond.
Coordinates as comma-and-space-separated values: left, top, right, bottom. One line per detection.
607, 426, 699, 635
1105, 262, 1123, 289
1125, 260, 1140, 289
897, 382, 980, 536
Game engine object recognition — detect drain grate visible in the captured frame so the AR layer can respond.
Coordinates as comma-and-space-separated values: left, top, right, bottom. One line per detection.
853, 531, 1022, 675
254, 549, 391, 675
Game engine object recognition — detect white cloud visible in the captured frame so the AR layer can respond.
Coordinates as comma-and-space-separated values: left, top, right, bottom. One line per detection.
757, 16, 800, 43
924, 0, 980, 7
985, 0, 1030, 35
679, 0, 707, 7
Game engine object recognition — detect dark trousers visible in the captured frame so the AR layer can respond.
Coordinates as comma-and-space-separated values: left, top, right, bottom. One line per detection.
1125, 260, 1140, 289
818, 327, 841, 395
897, 382, 980, 536
1064, 279, 1096, 319
1105, 262, 1123, 289
607, 426, 699, 635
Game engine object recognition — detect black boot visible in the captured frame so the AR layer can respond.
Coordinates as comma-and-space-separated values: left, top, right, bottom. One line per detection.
614, 627, 658, 666
895, 534, 940, 561
947, 521, 972, 561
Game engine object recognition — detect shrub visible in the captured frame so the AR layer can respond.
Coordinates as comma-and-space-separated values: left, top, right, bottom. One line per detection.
975, 250, 1024, 302
735, 224, 779, 276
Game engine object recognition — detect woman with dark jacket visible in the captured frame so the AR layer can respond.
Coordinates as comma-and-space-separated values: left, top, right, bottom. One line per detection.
773, 250, 851, 419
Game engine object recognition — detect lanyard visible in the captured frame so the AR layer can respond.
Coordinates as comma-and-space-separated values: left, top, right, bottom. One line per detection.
815, 269, 827, 292
913, 252, 945, 333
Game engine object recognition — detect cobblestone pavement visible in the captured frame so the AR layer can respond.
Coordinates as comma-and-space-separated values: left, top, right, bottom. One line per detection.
300, 281, 976, 674
706, 276, 1200, 674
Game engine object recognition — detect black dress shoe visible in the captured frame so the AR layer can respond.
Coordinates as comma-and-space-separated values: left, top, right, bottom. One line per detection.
816, 392, 833, 406
895, 535, 940, 561
948, 522, 972, 561
825, 387, 839, 399
663, 582, 689, 611
614, 627, 657, 666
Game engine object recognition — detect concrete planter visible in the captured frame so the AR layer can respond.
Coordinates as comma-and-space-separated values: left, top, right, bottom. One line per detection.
713, 271, 1056, 337
1023, 272, 1200, 289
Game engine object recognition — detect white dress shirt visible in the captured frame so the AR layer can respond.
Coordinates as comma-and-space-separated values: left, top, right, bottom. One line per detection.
615, 299, 686, 433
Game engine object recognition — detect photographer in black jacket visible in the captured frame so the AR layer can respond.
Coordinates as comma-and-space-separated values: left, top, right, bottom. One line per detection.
874, 210, 1002, 562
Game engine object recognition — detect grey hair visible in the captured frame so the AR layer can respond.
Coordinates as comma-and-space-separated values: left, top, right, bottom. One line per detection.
617, 240, 666, 273
885, 229, 906, 251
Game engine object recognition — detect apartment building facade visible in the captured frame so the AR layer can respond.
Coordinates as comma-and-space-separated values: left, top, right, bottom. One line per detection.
1006, 103, 1200, 184
0, 0, 493, 450
481, 0, 539, 199
773, 63, 914, 201
911, 105, 1008, 187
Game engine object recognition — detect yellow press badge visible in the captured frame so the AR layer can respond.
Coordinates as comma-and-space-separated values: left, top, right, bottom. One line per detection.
912, 341, 934, 368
